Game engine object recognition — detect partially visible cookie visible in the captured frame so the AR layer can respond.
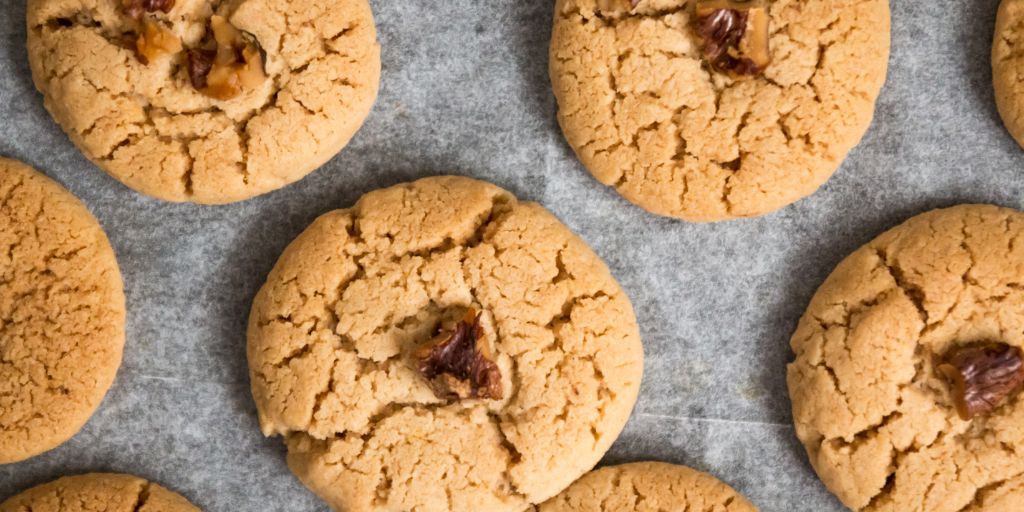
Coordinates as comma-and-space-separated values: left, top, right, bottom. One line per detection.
549, 0, 890, 222
994, 0, 1024, 148
26, 0, 381, 204
788, 204, 1024, 510
0, 473, 198, 512
537, 462, 757, 511
0, 158, 125, 464
247, 176, 644, 511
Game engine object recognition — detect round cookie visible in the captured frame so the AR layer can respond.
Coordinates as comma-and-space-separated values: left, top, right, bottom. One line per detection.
537, 462, 757, 511
994, 0, 1024, 149
788, 204, 1024, 510
0, 158, 125, 464
0, 473, 198, 512
549, 0, 890, 222
26, 0, 381, 204
247, 176, 644, 511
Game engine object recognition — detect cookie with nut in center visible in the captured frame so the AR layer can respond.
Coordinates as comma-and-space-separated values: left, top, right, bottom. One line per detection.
247, 176, 644, 511
549, 0, 890, 221
788, 204, 1024, 510
26, 0, 381, 204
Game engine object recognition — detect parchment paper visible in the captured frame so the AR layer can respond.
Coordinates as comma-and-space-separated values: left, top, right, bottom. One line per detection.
1, 1, 1019, 510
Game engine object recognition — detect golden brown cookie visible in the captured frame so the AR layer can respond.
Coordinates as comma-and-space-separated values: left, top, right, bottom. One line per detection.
247, 176, 644, 511
0, 473, 198, 512
26, 0, 381, 204
994, 0, 1024, 149
788, 204, 1024, 510
537, 462, 757, 511
549, 0, 890, 222
0, 158, 125, 464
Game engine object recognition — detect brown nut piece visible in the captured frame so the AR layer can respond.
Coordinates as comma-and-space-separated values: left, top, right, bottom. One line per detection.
938, 342, 1024, 420
186, 15, 267, 100
122, 0, 175, 19
186, 48, 215, 89
695, 0, 771, 77
135, 18, 181, 64
415, 309, 503, 401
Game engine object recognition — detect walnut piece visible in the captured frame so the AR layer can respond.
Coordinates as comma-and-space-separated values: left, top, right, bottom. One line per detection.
186, 49, 214, 89
122, 0, 175, 19
938, 343, 1024, 420
186, 15, 267, 100
695, 0, 771, 78
415, 310, 503, 401
134, 18, 181, 64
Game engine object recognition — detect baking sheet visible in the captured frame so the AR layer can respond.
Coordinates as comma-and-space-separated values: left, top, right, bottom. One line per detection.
0, 1, 1019, 510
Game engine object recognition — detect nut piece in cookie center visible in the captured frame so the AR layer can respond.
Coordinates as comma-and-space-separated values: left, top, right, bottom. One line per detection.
134, 18, 182, 64
118, 0, 181, 65
695, 0, 772, 78
938, 342, 1024, 420
186, 15, 267, 100
415, 309, 504, 401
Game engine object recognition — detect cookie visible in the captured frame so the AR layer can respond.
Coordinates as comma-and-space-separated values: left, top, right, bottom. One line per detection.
0, 473, 199, 512
549, 0, 890, 222
247, 176, 644, 511
994, 0, 1024, 149
26, 0, 381, 204
537, 462, 756, 511
788, 204, 1024, 510
0, 158, 125, 464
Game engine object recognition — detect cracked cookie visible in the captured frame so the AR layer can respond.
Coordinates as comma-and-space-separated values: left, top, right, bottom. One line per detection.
247, 176, 644, 511
549, 0, 890, 222
0, 473, 199, 511
788, 204, 1024, 510
0, 158, 125, 464
26, 0, 381, 204
537, 462, 757, 511
994, 0, 1024, 150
